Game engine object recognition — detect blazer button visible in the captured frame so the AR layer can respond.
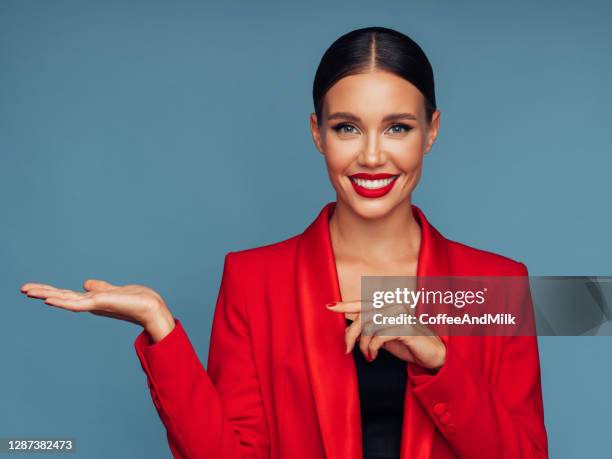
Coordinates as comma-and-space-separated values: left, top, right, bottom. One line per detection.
433, 403, 446, 415
445, 424, 458, 435
440, 412, 452, 424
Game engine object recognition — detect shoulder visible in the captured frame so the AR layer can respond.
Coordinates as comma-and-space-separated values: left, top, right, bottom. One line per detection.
222, 232, 301, 277
445, 237, 529, 276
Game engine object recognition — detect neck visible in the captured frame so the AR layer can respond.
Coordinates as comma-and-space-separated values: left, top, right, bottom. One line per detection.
328, 198, 421, 264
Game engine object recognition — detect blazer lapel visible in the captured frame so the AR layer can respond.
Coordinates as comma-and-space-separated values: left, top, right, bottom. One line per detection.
401, 204, 452, 459
295, 202, 361, 459
295, 201, 453, 459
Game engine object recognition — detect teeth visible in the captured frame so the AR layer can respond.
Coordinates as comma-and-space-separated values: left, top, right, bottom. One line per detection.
352, 176, 396, 189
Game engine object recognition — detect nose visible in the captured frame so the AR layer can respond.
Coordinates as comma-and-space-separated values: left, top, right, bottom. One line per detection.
357, 133, 386, 168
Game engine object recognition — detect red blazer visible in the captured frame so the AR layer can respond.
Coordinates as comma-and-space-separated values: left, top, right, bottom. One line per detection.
134, 202, 548, 459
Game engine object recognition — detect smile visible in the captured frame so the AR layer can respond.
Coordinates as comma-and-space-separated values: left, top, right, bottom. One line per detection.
348, 173, 400, 198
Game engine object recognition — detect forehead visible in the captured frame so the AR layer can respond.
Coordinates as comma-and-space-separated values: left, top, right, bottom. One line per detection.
324, 70, 424, 117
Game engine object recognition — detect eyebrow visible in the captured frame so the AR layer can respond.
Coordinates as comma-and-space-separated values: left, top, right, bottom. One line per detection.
327, 112, 417, 122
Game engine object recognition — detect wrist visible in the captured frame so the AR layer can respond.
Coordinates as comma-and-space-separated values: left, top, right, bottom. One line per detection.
143, 302, 175, 344
427, 344, 446, 374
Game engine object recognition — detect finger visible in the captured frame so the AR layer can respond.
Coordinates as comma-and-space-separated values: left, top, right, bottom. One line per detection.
359, 302, 415, 330
356, 302, 412, 331
377, 301, 415, 317
345, 312, 359, 321
359, 312, 431, 338
326, 299, 372, 314
20, 283, 61, 293
358, 315, 399, 359
368, 335, 397, 360
359, 331, 374, 361
83, 279, 116, 292
25, 287, 85, 301
359, 310, 400, 336
345, 315, 362, 354
23, 287, 59, 298
44, 296, 96, 312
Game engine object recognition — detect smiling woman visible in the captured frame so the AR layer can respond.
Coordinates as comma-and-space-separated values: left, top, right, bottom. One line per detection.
20, 26, 548, 459
312, 58, 439, 216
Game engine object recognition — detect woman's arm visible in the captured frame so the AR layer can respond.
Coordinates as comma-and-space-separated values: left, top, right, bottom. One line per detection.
134, 252, 270, 459
407, 262, 548, 459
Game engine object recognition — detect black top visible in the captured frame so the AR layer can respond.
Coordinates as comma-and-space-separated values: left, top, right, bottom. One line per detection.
346, 317, 407, 459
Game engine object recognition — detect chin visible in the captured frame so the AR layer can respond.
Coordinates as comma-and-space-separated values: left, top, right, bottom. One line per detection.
343, 194, 405, 220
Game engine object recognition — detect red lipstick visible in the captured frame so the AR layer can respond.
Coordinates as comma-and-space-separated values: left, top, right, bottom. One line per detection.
348, 172, 399, 198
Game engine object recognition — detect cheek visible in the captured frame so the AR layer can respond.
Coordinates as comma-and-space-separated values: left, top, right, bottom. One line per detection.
385, 135, 424, 171
324, 136, 357, 173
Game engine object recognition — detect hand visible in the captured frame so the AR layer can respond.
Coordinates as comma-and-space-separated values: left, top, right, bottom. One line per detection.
327, 299, 446, 371
20, 279, 175, 342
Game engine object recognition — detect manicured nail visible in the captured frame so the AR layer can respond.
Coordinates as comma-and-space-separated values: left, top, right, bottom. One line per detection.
325, 302, 338, 308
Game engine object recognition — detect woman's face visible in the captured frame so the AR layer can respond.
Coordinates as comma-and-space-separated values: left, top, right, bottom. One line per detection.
310, 70, 440, 220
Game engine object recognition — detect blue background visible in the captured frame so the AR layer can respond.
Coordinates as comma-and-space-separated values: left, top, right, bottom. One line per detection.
2, 1, 611, 457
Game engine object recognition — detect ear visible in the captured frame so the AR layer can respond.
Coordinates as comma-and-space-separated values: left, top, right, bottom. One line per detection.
309, 112, 324, 155
424, 109, 441, 155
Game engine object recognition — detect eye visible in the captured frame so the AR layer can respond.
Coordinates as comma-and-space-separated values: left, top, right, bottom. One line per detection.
331, 123, 359, 135
387, 123, 412, 135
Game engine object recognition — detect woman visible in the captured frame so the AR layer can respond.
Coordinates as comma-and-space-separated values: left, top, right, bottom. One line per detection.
20, 26, 548, 459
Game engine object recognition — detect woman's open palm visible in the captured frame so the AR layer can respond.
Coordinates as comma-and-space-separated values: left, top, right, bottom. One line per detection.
20, 279, 165, 327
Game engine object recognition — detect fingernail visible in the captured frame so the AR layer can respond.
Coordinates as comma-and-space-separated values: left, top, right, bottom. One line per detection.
325, 302, 338, 308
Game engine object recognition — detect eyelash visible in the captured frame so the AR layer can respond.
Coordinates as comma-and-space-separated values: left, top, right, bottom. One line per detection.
331, 123, 412, 135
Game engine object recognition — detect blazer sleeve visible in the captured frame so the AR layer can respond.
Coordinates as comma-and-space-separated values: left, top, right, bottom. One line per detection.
134, 252, 270, 459
406, 261, 549, 459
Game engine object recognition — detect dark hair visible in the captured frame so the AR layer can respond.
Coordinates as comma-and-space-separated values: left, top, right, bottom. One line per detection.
312, 26, 437, 124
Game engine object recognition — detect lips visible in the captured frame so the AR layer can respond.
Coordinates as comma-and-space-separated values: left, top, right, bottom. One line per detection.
348, 172, 400, 198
